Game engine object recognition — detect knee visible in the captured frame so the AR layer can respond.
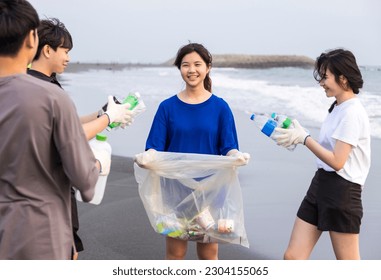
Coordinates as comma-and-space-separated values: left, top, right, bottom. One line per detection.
283, 250, 295, 260
284, 249, 307, 260
197, 243, 218, 260
166, 250, 186, 260
166, 238, 187, 260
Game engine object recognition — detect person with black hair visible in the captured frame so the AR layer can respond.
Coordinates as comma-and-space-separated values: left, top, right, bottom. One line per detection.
139, 43, 249, 260
0, 0, 102, 259
27, 17, 135, 259
275, 49, 371, 260
28, 18, 133, 140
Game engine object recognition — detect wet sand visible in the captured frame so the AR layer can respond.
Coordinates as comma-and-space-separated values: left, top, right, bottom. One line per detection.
76, 108, 381, 260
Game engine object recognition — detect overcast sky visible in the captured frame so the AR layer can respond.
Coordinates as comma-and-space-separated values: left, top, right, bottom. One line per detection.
29, 0, 381, 66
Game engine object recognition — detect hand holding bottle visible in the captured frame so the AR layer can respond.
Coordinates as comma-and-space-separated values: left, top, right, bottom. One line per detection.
107, 92, 146, 130
104, 95, 133, 125
119, 98, 147, 129
250, 112, 298, 151
274, 119, 310, 147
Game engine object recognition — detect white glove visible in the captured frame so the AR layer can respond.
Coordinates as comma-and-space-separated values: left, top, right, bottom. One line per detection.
120, 119, 134, 129
92, 148, 111, 176
274, 119, 310, 147
134, 149, 157, 167
231, 151, 251, 166
120, 100, 146, 129
104, 95, 134, 125
131, 100, 147, 117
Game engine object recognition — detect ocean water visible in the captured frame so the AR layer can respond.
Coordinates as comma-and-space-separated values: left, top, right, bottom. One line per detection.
62, 65, 381, 141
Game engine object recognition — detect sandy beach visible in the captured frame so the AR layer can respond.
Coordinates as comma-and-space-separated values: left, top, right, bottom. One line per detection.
76, 103, 381, 260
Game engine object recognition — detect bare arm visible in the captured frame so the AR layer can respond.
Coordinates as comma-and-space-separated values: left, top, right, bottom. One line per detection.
80, 111, 98, 124
81, 114, 109, 140
305, 136, 353, 171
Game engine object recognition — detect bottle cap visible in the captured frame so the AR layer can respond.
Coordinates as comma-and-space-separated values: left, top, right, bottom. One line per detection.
250, 114, 255, 120
261, 119, 277, 136
96, 133, 107, 141
282, 117, 292, 129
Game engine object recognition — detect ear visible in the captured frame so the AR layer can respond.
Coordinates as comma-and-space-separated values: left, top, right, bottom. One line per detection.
25, 29, 38, 49
339, 75, 349, 90
42, 45, 51, 58
25, 29, 38, 64
206, 63, 212, 74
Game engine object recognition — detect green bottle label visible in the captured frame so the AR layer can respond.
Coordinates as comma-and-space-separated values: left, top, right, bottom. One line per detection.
108, 94, 138, 129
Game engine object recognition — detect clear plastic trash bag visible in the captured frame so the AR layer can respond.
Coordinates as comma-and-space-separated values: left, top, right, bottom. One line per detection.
134, 151, 249, 248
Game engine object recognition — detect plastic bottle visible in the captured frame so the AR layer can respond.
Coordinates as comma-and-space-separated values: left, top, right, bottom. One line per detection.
271, 113, 292, 129
107, 92, 140, 131
76, 133, 112, 204
250, 113, 296, 151
271, 113, 296, 151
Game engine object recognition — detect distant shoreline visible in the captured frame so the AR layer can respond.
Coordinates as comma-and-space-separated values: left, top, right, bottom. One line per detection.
65, 54, 316, 73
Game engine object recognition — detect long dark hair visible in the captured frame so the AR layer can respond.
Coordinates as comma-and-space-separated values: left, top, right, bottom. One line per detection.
313, 49, 363, 113
174, 43, 213, 92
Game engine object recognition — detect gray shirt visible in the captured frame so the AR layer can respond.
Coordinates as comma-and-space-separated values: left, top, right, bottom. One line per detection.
0, 74, 98, 259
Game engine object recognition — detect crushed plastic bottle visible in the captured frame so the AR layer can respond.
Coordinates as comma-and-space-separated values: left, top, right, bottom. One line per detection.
107, 92, 144, 131
250, 112, 296, 151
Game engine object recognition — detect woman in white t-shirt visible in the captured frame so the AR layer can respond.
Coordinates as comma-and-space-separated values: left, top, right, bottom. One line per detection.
275, 49, 371, 260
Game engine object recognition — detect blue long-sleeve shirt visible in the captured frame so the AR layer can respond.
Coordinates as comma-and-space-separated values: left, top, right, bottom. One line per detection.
146, 94, 238, 155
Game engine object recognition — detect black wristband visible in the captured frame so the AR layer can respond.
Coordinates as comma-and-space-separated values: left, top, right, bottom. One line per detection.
102, 96, 121, 112
101, 103, 108, 112
303, 135, 311, 145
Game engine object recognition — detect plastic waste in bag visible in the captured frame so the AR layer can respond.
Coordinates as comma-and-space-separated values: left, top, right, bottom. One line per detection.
134, 151, 249, 248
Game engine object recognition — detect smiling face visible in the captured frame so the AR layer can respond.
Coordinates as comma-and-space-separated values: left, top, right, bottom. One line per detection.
180, 51, 210, 90
319, 69, 346, 98
48, 45, 70, 74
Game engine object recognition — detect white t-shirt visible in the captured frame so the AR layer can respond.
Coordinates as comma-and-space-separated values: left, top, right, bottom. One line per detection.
316, 98, 371, 185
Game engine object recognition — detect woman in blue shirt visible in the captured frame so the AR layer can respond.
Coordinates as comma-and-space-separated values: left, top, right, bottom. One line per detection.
144, 43, 249, 260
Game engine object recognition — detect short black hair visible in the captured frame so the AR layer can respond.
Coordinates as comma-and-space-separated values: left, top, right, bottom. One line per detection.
34, 18, 73, 60
0, 0, 40, 56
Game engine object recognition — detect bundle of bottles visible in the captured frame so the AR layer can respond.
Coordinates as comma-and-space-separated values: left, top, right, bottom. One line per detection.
250, 112, 296, 151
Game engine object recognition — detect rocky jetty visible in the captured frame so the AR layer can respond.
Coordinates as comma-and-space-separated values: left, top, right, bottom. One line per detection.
65, 54, 315, 73
163, 54, 315, 69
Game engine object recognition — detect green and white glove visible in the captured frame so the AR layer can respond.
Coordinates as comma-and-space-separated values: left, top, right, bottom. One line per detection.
274, 119, 310, 147
104, 95, 133, 125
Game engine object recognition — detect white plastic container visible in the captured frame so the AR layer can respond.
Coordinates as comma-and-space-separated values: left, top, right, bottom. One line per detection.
76, 134, 112, 205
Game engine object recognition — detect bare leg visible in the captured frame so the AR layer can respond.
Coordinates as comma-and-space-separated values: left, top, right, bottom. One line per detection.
197, 242, 218, 260
329, 231, 360, 260
166, 237, 188, 260
284, 217, 322, 260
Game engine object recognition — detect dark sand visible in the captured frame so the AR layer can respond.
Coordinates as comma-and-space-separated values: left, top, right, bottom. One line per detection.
76, 109, 381, 260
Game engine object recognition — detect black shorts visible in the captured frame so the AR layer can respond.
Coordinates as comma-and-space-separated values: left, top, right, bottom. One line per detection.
297, 169, 363, 234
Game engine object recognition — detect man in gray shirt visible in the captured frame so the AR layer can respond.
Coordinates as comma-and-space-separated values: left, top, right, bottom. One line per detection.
0, 0, 103, 259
